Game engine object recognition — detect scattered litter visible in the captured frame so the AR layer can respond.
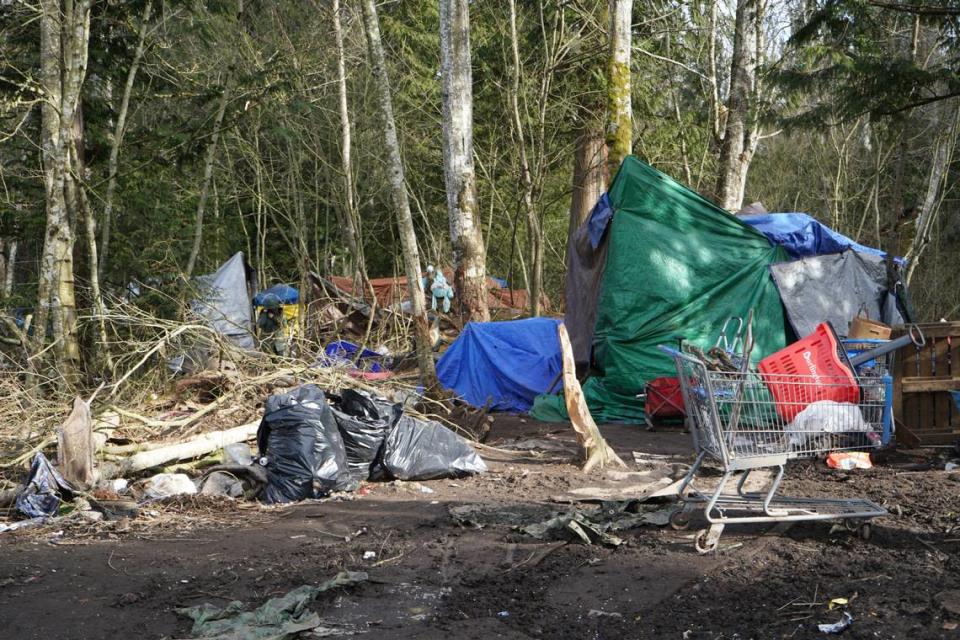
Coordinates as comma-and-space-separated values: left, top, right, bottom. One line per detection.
818, 612, 853, 634
497, 611, 509, 617
947, 462, 959, 472
222, 443, 253, 466
937, 590, 960, 616
197, 471, 244, 498
944, 621, 958, 631
587, 609, 623, 619
826, 452, 873, 470
144, 473, 197, 499
16, 453, 75, 518
449, 503, 558, 529
417, 484, 435, 494
522, 501, 672, 547
0, 517, 47, 534
112, 479, 129, 493
176, 570, 367, 639
828, 597, 849, 610
362, 551, 376, 560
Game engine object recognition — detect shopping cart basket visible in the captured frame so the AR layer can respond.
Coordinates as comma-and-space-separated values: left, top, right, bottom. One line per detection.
662, 347, 887, 553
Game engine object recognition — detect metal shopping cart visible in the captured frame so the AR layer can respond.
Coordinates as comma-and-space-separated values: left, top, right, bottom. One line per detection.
662, 347, 887, 553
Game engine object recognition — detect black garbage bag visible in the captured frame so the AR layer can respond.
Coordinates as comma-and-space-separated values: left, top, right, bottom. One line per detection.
16, 452, 75, 518
257, 385, 354, 504
330, 389, 401, 481
379, 415, 487, 481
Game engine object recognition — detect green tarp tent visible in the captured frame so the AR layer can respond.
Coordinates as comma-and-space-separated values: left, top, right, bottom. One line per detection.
533, 156, 790, 423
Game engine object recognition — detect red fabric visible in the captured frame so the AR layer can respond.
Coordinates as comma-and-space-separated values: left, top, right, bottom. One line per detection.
645, 377, 685, 417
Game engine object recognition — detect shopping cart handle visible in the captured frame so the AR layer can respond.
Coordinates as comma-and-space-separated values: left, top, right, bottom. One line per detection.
657, 345, 682, 358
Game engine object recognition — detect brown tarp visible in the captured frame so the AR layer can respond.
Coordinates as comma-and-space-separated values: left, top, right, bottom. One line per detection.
564, 217, 609, 367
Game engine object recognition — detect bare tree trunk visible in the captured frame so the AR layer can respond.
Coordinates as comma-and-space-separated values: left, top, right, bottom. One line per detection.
569, 124, 608, 239
707, 1, 720, 144
75, 139, 114, 373
715, 0, 757, 211
905, 105, 958, 285
331, 0, 368, 291
360, 0, 438, 390
185, 85, 230, 278
440, 0, 489, 323
507, 0, 542, 317
2, 240, 16, 298
99, 0, 152, 282
33, 0, 91, 389
606, 0, 633, 179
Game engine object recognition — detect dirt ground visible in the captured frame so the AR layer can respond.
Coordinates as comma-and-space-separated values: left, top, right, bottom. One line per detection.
3, 416, 960, 640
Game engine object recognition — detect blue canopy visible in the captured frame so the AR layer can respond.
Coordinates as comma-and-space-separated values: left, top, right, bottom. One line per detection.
739, 213, 899, 262
253, 284, 299, 306
437, 318, 563, 412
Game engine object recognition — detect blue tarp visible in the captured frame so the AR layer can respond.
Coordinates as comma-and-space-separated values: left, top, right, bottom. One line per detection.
321, 340, 386, 372
253, 284, 299, 306
739, 213, 901, 263
587, 193, 614, 249
437, 318, 563, 412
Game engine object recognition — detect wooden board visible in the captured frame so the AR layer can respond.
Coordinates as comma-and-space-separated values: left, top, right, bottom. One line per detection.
894, 323, 960, 445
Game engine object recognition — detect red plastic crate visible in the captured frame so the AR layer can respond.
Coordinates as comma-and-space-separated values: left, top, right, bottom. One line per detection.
758, 322, 859, 421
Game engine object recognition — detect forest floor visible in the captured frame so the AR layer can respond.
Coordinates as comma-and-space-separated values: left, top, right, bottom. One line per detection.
3, 416, 960, 640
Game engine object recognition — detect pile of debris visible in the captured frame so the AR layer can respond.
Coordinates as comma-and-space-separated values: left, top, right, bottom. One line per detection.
0, 384, 486, 534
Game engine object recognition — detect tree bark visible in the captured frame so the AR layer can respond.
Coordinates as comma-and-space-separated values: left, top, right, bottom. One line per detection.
606, 0, 633, 179
360, 0, 438, 390
99, 0, 152, 283
715, 0, 758, 211
33, 0, 91, 389
185, 84, 230, 278
331, 0, 368, 292
569, 124, 608, 240
0, 240, 13, 298
904, 105, 957, 285
440, 0, 489, 322
507, 0, 542, 317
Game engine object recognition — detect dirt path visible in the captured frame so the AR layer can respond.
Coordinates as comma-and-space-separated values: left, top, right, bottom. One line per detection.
2, 418, 959, 639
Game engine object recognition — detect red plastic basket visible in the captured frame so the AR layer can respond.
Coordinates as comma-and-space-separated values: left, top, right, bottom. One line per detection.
758, 322, 859, 421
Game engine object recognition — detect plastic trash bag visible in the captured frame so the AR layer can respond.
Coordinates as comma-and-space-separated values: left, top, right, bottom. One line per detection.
379, 415, 487, 481
144, 473, 197, 499
257, 385, 353, 503
16, 453, 75, 518
330, 389, 401, 481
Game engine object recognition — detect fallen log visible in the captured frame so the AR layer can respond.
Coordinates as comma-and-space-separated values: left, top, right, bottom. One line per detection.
557, 324, 627, 473
100, 420, 260, 479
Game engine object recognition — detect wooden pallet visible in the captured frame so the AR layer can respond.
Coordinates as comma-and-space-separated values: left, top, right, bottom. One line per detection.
893, 323, 960, 447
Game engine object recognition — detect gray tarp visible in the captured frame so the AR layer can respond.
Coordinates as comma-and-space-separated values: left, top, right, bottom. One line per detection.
193, 252, 255, 349
770, 250, 902, 339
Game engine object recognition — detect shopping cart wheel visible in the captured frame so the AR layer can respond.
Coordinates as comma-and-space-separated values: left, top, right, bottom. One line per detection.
842, 519, 872, 541
669, 508, 691, 531
694, 526, 722, 554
